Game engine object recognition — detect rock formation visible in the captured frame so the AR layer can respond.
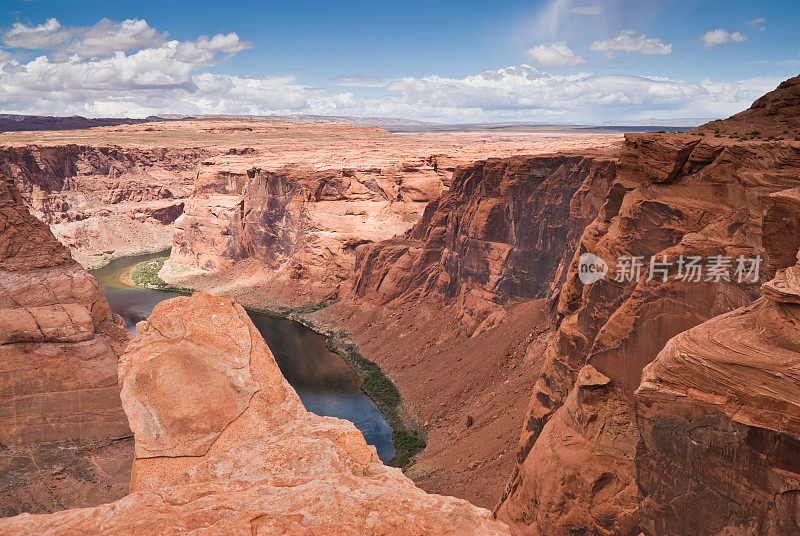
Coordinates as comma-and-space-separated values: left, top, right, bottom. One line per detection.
0, 175, 132, 516
306, 149, 617, 508
635, 187, 800, 535
0, 291, 511, 535
350, 153, 616, 334
0, 144, 202, 267
701, 75, 800, 137
168, 154, 446, 304
497, 77, 800, 535
157, 121, 619, 307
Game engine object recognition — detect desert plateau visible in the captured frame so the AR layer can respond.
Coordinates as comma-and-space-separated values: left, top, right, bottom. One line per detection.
1, 2, 799, 535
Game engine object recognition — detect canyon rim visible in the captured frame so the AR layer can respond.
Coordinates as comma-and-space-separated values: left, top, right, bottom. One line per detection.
1, 2, 800, 535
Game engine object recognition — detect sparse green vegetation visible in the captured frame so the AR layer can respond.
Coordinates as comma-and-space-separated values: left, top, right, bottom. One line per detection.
130, 257, 169, 289
390, 430, 427, 468
326, 332, 426, 467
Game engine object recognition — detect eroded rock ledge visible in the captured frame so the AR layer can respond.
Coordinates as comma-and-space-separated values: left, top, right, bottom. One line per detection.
636, 205, 800, 535
0, 175, 132, 516
0, 291, 510, 535
497, 75, 800, 535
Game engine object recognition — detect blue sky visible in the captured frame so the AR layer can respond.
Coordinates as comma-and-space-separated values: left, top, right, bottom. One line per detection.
0, 0, 798, 123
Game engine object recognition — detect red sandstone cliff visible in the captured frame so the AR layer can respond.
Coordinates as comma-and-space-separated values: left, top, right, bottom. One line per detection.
307, 149, 618, 508
0, 176, 132, 516
0, 292, 511, 535
496, 77, 800, 535
635, 188, 800, 535
0, 144, 204, 266
349, 154, 616, 334
167, 153, 448, 304
158, 123, 619, 307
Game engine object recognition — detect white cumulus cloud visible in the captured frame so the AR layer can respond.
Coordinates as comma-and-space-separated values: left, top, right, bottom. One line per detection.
524, 42, 585, 68
590, 30, 672, 56
699, 28, 748, 49
0, 17, 786, 124
3, 18, 71, 49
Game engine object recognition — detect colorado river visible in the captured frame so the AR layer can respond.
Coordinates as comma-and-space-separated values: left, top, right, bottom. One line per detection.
91, 252, 395, 462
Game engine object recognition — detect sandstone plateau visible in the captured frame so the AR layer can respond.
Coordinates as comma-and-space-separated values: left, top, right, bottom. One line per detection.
0, 291, 511, 535
0, 175, 132, 516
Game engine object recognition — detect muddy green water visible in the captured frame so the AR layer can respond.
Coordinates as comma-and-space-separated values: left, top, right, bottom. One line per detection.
91, 253, 394, 461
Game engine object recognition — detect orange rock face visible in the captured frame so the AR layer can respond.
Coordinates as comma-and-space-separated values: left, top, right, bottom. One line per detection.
0, 176, 132, 516
156, 122, 619, 306
636, 195, 800, 534
0, 291, 511, 535
0, 144, 202, 266
497, 77, 800, 535
350, 153, 616, 334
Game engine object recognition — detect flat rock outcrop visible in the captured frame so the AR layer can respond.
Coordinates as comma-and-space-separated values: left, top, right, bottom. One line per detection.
0, 291, 511, 535
350, 154, 616, 334
635, 197, 800, 534
497, 76, 800, 535
0, 175, 132, 516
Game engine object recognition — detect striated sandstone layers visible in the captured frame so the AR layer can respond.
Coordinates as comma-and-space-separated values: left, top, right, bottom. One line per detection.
306, 149, 617, 508
350, 153, 616, 334
497, 77, 800, 535
0, 144, 203, 267
0, 176, 132, 516
635, 190, 800, 535
0, 291, 511, 535
158, 122, 620, 307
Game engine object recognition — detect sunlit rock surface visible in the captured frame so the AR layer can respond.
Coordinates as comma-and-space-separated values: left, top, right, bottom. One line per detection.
0, 291, 510, 535
0, 175, 132, 516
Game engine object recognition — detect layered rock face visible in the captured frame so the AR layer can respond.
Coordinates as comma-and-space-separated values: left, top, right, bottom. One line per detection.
351, 154, 616, 334
160, 122, 620, 307
0, 176, 132, 516
636, 191, 800, 535
168, 155, 446, 304
0, 292, 511, 535
0, 143, 203, 266
497, 78, 800, 535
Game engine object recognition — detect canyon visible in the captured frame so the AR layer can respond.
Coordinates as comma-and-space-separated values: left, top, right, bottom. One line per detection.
0, 75, 798, 535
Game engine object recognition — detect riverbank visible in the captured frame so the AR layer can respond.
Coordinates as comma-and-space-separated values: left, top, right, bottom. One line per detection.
124, 254, 426, 468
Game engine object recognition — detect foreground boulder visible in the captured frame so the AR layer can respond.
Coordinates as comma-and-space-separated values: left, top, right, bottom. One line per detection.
0, 176, 132, 515
0, 291, 510, 534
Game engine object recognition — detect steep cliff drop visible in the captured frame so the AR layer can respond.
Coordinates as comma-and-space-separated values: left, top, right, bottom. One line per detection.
0, 292, 511, 535
159, 125, 619, 307
635, 188, 800, 535
496, 76, 800, 535
0, 176, 133, 516
311, 151, 618, 507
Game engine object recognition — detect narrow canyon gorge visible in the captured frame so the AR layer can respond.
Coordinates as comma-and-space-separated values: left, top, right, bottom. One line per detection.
0, 76, 799, 535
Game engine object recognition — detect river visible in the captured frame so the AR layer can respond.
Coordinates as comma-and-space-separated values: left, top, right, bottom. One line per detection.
91, 252, 395, 462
